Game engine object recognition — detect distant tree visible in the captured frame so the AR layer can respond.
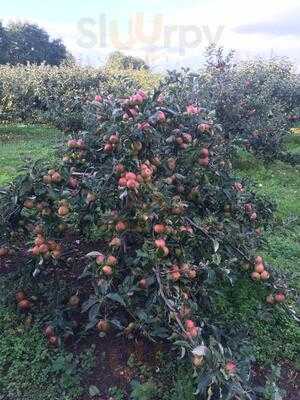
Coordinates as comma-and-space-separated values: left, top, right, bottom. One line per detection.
5, 22, 67, 65
0, 22, 9, 64
61, 51, 77, 66
106, 51, 149, 70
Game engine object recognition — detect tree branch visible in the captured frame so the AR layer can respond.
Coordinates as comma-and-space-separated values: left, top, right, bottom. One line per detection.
153, 266, 194, 345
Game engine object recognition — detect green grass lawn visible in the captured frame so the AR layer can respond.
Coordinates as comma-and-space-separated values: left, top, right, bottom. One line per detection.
235, 134, 300, 288
0, 123, 61, 186
0, 307, 95, 400
209, 135, 300, 367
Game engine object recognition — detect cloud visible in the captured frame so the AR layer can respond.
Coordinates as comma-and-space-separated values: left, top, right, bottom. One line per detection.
235, 9, 300, 37
2, 1, 300, 72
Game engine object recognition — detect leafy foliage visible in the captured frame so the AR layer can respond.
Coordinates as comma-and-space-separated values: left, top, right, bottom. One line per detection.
106, 51, 150, 71
0, 63, 158, 130
0, 22, 9, 64
131, 381, 157, 400
2, 22, 67, 66
0, 74, 291, 399
0, 64, 105, 129
164, 46, 298, 162
1, 44, 297, 165
203, 46, 298, 162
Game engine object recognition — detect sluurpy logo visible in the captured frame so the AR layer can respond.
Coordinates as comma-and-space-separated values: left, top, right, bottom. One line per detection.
76, 13, 225, 65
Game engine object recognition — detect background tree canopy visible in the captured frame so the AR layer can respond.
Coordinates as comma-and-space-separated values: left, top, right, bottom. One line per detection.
0, 22, 67, 66
105, 50, 149, 70
0, 22, 9, 64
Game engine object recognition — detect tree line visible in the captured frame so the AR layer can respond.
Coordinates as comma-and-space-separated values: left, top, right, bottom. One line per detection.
0, 22, 68, 65
0, 22, 151, 69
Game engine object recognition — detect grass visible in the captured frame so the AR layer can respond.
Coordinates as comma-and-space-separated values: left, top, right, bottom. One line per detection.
0, 307, 96, 400
213, 134, 300, 363
215, 133, 300, 366
235, 134, 300, 287
214, 278, 299, 364
0, 123, 61, 186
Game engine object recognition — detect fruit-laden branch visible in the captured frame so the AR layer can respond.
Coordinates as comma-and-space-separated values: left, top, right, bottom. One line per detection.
153, 266, 195, 345
185, 217, 251, 262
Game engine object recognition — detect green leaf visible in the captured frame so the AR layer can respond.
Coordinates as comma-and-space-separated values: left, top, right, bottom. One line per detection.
106, 292, 126, 307
196, 373, 212, 396
81, 296, 97, 313
89, 385, 100, 397
212, 254, 221, 265
88, 302, 100, 321
212, 239, 219, 253
85, 320, 97, 331
110, 319, 124, 330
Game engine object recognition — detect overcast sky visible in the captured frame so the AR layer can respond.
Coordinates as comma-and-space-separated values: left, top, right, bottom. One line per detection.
2, 0, 300, 71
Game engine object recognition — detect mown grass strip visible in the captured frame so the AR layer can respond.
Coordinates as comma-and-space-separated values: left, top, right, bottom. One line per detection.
0, 124, 61, 186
